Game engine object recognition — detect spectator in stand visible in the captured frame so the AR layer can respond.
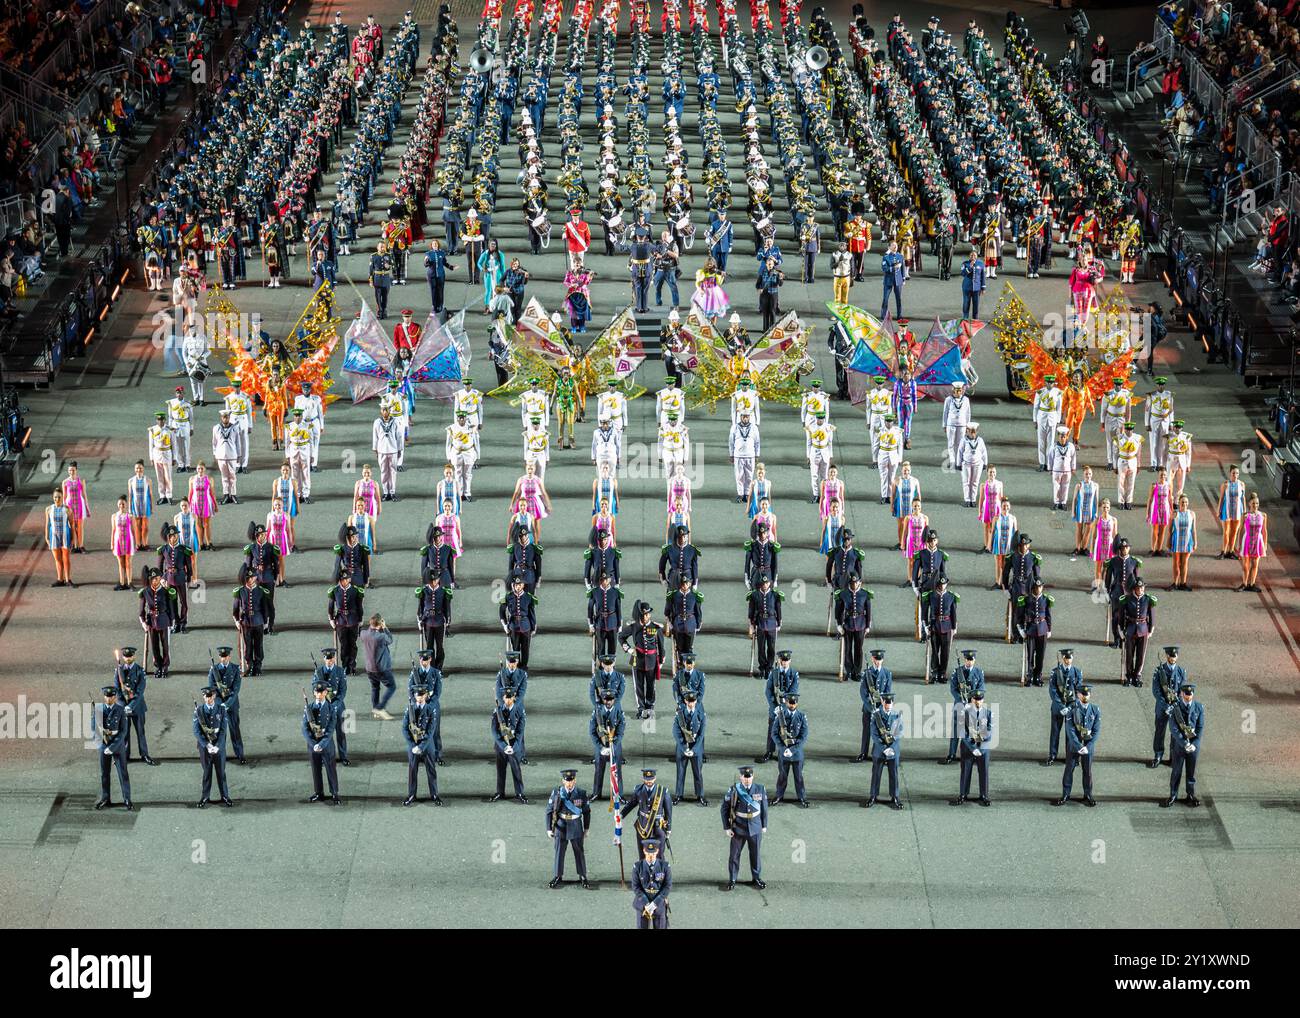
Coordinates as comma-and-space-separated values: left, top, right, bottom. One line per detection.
1160, 58, 1185, 117
52, 182, 73, 258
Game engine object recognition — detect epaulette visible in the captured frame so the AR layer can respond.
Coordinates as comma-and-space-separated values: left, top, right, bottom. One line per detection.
355, 586, 367, 594
941, 551, 950, 561
953, 593, 962, 603
776, 590, 785, 601
616, 590, 624, 599
614, 548, 623, 558
231, 588, 241, 597
693, 591, 704, 602
1032, 552, 1043, 565
1118, 594, 1128, 603
660, 544, 670, 553
243, 543, 254, 553
584, 548, 593, 560
1016, 595, 1026, 605
414, 588, 423, 597
327, 585, 338, 596
866, 589, 875, 599
419, 545, 429, 555
535, 545, 544, 554
259, 586, 270, 595
505, 543, 515, 553
1148, 595, 1158, 605
156, 545, 165, 554
920, 591, 932, 601
1134, 557, 1144, 567
1046, 595, 1056, 605
771, 541, 782, 551
333, 544, 343, 553
744, 539, 754, 550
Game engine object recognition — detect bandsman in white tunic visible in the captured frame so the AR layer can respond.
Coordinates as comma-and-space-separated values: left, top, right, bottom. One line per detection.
659, 412, 691, 479
292, 381, 325, 471
378, 381, 407, 470
956, 422, 988, 507
1164, 420, 1193, 499
800, 379, 830, 430
597, 379, 629, 435
148, 411, 175, 504
520, 379, 551, 430
591, 418, 622, 473
1046, 426, 1077, 510
866, 375, 892, 463
804, 411, 835, 502
372, 405, 404, 501
166, 386, 194, 472
656, 376, 685, 430
453, 377, 484, 430
1099, 377, 1135, 470
1144, 378, 1174, 470
941, 382, 972, 470
523, 415, 551, 479
876, 413, 904, 503
211, 409, 244, 502
182, 329, 209, 404
223, 380, 254, 471
445, 410, 480, 499
730, 377, 761, 426
1114, 421, 1144, 510
728, 411, 760, 503
285, 409, 315, 501
1031, 374, 1063, 471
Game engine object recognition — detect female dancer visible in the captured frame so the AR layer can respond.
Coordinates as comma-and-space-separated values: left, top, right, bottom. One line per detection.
61, 461, 89, 553
1216, 463, 1245, 559
902, 498, 930, 580
348, 496, 377, 552
668, 460, 694, 515
435, 463, 461, 518
477, 237, 506, 310
271, 463, 300, 551
592, 461, 620, 518
1091, 498, 1119, 590
266, 496, 292, 584
45, 488, 73, 587
1071, 464, 1099, 558
354, 464, 382, 520
667, 493, 692, 545
978, 465, 1004, 554
509, 460, 552, 541
820, 497, 846, 554
891, 461, 920, 550
127, 460, 153, 549
265, 368, 288, 451
746, 461, 769, 518
819, 463, 845, 521
591, 497, 617, 546
173, 497, 201, 583
564, 260, 595, 334
751, 495, 778, 540
1146, 465, 1172, 555
690, 257, 729, 323
110, 494, 135, 590
1068, 244, 1105, 339
1238, 493, 1268, 592
434, 497, 463, 557
1168, 492, 1197, 591
187, 461, 217, 550
990, 496, 1018, 588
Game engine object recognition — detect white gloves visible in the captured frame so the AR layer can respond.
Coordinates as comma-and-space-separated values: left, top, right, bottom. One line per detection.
207, 744, 218, 755
783, 748, 793, 758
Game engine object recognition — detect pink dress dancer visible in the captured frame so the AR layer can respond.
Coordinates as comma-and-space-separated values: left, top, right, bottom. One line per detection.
356, 476, 381, 517
436, 512, 463, 557
513, 475, 549, 519
978, 479, 1004, 524
1240, 510, 1267, 558
110, 510, 135, 557
188, 473, 215, 518
266, 509, 292, 556
1091, 514, 1118, 562
819, 478, 845, 521
62, 476, 89, 520
903, 512, 929, 558
1069, 259, 1105, 329
667, 475, 692, 514
1146, 482, 1171, 526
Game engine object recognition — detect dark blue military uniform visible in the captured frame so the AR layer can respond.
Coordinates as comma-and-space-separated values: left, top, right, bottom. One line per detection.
139, 580, 176, 676
721, 774, 768, 886
1166, 689, 1205, 805
333, 539, 371, 587
403, 697, 440, 802
947, 658, 986, 760
956, 701, 993, 804
825, 543, 863, 589
672, 662, 706, 706
491, 701, 527, 799
1015, 590, 1053, 683
207, 652, 244, 762
408, 661, 444, 761
1061, 695, 1101, 803
590, 699, 625, 799
658, 536, 699, 587
505, 540, 542, 593
761, 657, 800, 760
672, 700, 706, 800
868, 702, 905, 805
923, 588, 959, 682
499, 587, 537, 669
748, 585, 782, 678
94, 693, 131, 808
744, 536, 780, 589
420, 541, 457, 588
857, 657, 894, 760
771, 702, 809, 804
664, 584, 702, 663
193, 694, 231, 804
314, 652, 349, 763
585, 543, 621, 588
547, 776, 592, 885
1045, 658, 1082, 763
619, 774, 673, 858
1150, 655, 1186, 764
243, 538, 280, 632
835, 583, 872, 677
631, 845, 671, 928
115, 656, 152, 763
587, 583, 623, 661
1120, 590, 1156, 686
303, 693, 339, 802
